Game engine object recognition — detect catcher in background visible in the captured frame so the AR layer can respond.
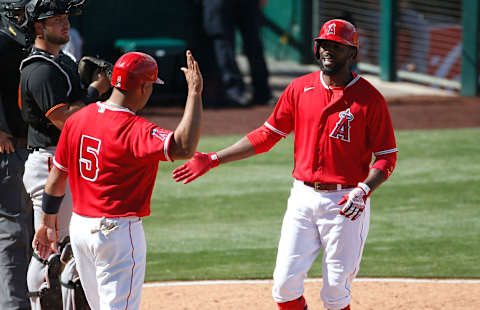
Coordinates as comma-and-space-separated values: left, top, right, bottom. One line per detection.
32, 50, 203, 310
19, 0, 110, 309
173, 19, 397, 310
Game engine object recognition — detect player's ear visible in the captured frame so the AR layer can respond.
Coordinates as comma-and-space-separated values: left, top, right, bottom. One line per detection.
34, 22, 44, 37
140, 83, 147, 95
314, 41, 320, 60
350, 47, 357, 60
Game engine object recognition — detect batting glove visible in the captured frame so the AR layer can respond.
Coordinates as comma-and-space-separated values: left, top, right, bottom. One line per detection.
338, 182, 371, 221
172, 152, 220, 184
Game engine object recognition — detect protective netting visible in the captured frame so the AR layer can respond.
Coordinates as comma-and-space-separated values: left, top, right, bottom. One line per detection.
315, 0, 463, 82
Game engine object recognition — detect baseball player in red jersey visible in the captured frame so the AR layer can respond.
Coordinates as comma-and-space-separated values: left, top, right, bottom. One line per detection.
31, 50, 203, 310
173, 19, 397, 310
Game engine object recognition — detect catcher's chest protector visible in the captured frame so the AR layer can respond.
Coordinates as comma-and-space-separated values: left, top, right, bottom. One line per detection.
19, 48, 85, 127
20, 48, 84, 99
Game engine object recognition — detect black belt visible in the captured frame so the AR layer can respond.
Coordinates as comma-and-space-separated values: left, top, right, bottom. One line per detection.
303, 182, 356, 191
28, 146, 56, 152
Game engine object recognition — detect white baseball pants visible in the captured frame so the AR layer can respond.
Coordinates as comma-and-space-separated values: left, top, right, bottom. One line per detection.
272, 179, 370, 310
69, 213, 147, 310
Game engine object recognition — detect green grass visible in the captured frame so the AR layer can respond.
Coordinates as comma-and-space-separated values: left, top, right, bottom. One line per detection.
142, 128, 480, 282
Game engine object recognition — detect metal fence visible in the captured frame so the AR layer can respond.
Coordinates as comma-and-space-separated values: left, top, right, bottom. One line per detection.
311, 0, 464, 89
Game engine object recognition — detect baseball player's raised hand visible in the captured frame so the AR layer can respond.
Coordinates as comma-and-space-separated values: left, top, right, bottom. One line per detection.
172, 152, 220, 184
337, 183, 370, 221
181, 50, 203, 95
32, 216, 58, 259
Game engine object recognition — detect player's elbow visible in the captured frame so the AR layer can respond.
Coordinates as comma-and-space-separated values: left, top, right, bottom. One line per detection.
175, 147, 196, 159
169, 141, 197, 160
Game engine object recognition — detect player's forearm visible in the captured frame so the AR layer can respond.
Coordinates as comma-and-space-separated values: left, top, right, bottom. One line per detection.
41, 212, 57, 228
44, 166, 68, 197
361, 168, 386, 193
47, 101, 85, 130
171, 92, 203, 159
217, 136, 256, 165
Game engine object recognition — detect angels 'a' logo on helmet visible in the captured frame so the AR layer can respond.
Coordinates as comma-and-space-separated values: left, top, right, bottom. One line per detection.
327, 23, 336, 35
115, 75, 122, 88
330, 108, 354, 142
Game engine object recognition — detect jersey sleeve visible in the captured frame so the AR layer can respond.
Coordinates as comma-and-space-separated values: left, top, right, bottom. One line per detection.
264, 82, 295, 137
367, 94, 398, 157
53, 118, 70, 172
27, 63, 69, 115
130, 118, 174, 162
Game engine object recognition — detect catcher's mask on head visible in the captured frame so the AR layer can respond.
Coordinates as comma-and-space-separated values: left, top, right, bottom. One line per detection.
313, 19, 359, 60
111, 52, 164, 91
25, 0, 84, 22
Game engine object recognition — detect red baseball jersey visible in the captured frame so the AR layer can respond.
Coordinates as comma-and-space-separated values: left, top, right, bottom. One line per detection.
265, 71, 397, 184
54, 101, 174, 218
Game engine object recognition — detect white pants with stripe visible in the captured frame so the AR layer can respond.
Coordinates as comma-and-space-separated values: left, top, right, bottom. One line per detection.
272, 180, 370, 310
70, 213, 147, 310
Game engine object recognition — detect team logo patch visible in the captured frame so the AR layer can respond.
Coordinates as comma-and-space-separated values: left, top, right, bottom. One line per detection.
115, 76, 122, 88
327, 23, 336, 35
151, 128, 167, 141
330, 108, 354, 142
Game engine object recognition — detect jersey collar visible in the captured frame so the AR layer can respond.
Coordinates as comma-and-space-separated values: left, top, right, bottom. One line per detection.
320, 71, 360, 90
97, 101, 135, 115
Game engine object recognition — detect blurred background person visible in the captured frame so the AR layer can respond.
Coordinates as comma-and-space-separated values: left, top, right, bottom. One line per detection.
200, 0, 272, 107
0, 0, 33, 309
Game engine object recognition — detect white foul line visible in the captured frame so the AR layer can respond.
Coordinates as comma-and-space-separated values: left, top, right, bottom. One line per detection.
143, 278, 480, 288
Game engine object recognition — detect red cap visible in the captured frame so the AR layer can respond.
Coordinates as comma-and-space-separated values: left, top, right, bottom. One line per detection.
111, 52, 164, 91
313, 19, 359, 49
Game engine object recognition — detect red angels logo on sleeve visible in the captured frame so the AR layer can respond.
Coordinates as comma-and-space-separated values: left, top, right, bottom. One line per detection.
329, 108, 354, 142
151, 128, 168, 141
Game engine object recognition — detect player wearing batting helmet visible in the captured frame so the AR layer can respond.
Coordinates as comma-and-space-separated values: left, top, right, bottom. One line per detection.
32, 50, 204, 310
173, 19, 397, 310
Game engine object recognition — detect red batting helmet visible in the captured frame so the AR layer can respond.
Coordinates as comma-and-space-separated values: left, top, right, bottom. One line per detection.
111, 52, 164, 91
313, 19, 359, 59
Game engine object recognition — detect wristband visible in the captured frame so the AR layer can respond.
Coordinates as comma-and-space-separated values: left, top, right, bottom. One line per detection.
83, 86, 99, 104
357, 182, 371, 196
42, 192, 65, 214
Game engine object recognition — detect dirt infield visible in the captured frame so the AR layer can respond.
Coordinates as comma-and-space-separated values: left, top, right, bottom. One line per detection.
140, 279, 480, 310
139, 95, 480, 310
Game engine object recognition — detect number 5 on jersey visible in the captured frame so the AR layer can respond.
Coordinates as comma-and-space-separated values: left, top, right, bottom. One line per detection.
80, 135, 101, 182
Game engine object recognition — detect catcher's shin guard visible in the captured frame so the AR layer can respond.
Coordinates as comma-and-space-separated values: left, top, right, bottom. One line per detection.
38, 253, 63, 310
60, 238, 91, 309
277, 296, 308, 310
28, 237, 76, 310
61, 276, 91, 310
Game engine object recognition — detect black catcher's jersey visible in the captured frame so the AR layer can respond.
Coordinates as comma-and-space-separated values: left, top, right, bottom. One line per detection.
19, 47, 84, 148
